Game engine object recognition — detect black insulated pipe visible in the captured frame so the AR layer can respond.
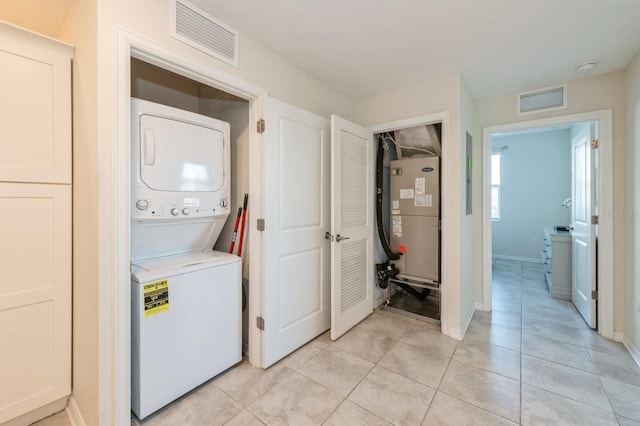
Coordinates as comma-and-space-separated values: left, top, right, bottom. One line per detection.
376, 134, 401, 261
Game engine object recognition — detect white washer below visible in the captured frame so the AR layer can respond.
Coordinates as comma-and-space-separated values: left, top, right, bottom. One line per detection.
131, 250, 241, 420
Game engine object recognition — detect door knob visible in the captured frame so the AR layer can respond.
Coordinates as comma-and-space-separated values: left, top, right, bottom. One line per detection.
335, 234, 350, 242
324, 232, 333, 241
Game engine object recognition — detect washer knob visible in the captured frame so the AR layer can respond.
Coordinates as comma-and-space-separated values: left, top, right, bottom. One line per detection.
220, 199, 228, 208
182, 208, 190, 215
135, 199, 149, 211
170, 208, 179, 216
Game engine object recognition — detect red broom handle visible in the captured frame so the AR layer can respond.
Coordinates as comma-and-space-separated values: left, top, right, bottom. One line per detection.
229, 207, 242, 253
237, 194, 249, 257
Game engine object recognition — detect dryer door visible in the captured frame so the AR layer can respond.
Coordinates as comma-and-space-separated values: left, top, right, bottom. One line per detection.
139, 114, 225, 192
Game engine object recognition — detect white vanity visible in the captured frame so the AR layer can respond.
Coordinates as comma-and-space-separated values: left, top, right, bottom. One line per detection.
541, 226, 572, 300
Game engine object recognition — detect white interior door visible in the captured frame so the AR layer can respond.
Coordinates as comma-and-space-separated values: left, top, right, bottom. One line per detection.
571, 123, 597, 328
261, 97, 331, 367
330, 115, 375, 340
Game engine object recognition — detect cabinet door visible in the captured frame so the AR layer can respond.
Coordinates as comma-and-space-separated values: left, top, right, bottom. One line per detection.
0, 22, 72, 184
0, 183, 71, 423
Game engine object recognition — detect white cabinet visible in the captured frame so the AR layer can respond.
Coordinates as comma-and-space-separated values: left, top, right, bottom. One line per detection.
0, 22, 72, 424
541, 227, 571, 300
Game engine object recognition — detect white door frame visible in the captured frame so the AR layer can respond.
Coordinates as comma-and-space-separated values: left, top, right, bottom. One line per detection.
481, 109, 614, 339
114, 27, 266, 425
369, 112, 450, 337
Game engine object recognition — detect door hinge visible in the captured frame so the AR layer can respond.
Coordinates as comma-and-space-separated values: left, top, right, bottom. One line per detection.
256, 316, 265, 330
257, 218, 265, 231
591, 215, 599, 225
591, 139, 599, 149
257, 119, 265, 134
591, 290, 598, 300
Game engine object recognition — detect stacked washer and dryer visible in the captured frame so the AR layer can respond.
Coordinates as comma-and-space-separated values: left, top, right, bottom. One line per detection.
129, 98, 241, 420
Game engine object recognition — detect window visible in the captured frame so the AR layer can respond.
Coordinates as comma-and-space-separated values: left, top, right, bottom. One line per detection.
491, 153, 501, 220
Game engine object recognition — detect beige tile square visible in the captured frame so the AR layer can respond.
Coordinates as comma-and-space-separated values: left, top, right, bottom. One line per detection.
422, 392, 517, 425
438, 360, 520, 422
323, 400, 391, 426
355, 312, 413, 339
521, 384, 618, 425
521, 355, 612, 411
378, 341, 450, 388
618, 416, 640, 426
224, 409, 265, 426
472, 310, 521, 331
137, 384, 243, 426
298, 346, 373, 396
522, 304, 580, 328
213, 359, 293, 406
491, 299, 522, 315
331, 327, 396, 363
590, 348, 640, 386
580, 330, 629, 356
278, 339, 327, 371
247, 371, 342, 425
492, 290, 521, 304
348, 366, 435, 425
463, 321, 521, 352
452, 340, 520, 380
522, 333, 595, 373
601, 377, 640, 421
399, 324, 458, 359
522, 317, 585, 346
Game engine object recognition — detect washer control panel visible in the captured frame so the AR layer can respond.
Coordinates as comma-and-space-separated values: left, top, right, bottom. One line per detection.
132, 196, 229, 219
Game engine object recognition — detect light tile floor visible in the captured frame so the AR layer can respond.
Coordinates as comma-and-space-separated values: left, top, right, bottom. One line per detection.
36, 259, 640, 425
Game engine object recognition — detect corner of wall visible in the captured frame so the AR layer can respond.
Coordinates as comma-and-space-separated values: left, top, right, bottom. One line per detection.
66, 397, 87, 426
625, 49, 640, 356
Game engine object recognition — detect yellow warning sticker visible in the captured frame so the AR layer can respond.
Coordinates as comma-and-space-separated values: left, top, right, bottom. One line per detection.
144, 279, 169, 317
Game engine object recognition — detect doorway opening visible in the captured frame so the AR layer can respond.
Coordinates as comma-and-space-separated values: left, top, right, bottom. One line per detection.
131, 58, 252, 354
370, 117, 446, 325
482, 110, 614, 339
114, 29, 266, 425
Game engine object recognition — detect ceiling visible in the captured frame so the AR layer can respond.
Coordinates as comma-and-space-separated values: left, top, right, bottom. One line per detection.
0, 0, 73, 39
190, 0, 640, 100
3, 0, 640, 101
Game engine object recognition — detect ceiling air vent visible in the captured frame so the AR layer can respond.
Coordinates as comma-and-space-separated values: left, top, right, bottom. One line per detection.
171, 0, 239, 67
517, 85, 567, 115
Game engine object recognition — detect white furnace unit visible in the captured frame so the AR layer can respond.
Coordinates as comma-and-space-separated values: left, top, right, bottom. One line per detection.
387, 157, 441, 320
390, 156, 440, 289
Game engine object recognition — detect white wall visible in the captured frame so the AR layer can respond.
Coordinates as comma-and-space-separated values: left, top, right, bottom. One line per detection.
58, 2, 100, 425
491, 129, 572, 260
460, 77, 475, 332
60, 0, 362, 423
473, 71, 627, 329
626, 51, 640, 359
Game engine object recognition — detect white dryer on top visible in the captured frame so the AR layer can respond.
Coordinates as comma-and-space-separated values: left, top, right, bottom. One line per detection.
130, 98, 231, 261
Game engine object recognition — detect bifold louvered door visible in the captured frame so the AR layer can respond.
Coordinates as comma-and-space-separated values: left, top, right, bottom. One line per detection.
260, 102, 374, 365
330, 116, 374, 340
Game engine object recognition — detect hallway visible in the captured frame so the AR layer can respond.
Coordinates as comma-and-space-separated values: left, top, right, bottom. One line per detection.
38, 260, 640, 425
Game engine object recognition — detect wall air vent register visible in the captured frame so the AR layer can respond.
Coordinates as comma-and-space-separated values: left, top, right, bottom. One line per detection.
517, 84, 567, 115
170, 0, 239, 67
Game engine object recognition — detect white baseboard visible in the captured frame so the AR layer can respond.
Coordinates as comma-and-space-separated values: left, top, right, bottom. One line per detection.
66, 396, 86, 426
3, 397, 68, 426
492, 254, 541, 263
613, 331, 624, 343
474, 302, 486, 311
458, 302, 476, 340
622, 335, 640, 368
